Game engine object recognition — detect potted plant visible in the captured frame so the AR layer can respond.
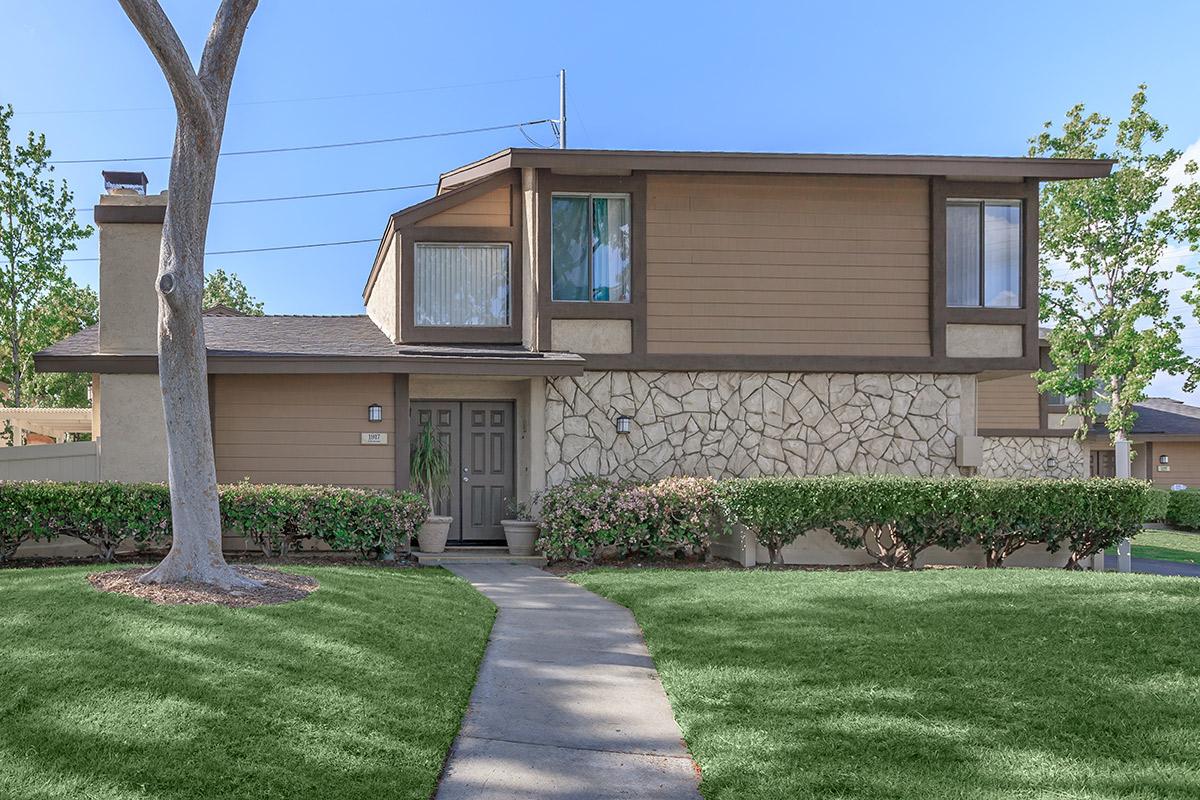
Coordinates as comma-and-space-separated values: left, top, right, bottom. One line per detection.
500, 498, 539, 556
411, 420, 452, 553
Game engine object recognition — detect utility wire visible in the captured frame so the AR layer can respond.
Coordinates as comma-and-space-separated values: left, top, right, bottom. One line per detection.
50, 119, 555, 165
14, 74, 559, 116
72, 181, 437, 213
56, 237, 379, 263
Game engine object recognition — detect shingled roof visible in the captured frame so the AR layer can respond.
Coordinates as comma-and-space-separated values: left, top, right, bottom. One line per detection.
1128, 398, 1200, 437
34, 314, 584, 376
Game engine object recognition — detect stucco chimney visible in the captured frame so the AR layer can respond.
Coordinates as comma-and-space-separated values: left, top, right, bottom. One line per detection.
95, 172, 166, 354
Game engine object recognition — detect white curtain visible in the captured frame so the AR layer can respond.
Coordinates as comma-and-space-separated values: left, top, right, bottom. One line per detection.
590, 196, 631, 302
946, 202, 980, 306
983, 202, 1021, 308
414, 243, 510, 326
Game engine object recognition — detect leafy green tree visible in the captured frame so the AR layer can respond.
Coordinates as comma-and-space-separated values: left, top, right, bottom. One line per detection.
1032, 85, 1200, 446
24, 280, 98, 407
0, 104, 92, 407
203, 267, 264, 315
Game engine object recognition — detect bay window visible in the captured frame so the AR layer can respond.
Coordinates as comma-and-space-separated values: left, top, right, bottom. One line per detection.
414, 243, 510, 327
946, 199, 1021, 308
551, 193, 631, 302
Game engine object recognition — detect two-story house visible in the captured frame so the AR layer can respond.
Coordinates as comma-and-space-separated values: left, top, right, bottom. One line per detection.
36, 148, 1113, 548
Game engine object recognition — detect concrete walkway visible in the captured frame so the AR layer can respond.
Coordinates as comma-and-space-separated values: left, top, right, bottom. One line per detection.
437, 564, 701, 800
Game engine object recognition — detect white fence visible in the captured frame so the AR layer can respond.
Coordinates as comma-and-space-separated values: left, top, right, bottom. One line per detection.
0, 440, 99, 482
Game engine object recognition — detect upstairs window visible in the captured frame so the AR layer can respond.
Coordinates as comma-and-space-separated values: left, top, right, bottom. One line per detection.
551, 193, 631, 302
946, 200, 1021, 308
414, 243, 510, 327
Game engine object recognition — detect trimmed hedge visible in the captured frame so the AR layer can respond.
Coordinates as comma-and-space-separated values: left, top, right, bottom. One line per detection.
1144, 488, 1171, 523
0, 481, 428, 563
537, 475, 1148, 569
537, 476, 717, 562
1166, 489, 1200, 531
719, 476, 1147, 569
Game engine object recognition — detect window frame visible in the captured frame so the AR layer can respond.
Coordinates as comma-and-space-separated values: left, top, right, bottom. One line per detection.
946, 197, 1023, 309
412, 241, 513, 329
550, 191, 633, 304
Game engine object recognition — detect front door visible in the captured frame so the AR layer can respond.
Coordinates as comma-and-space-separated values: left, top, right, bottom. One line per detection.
411, 401, 514, 543
1091, 450, 1116, 478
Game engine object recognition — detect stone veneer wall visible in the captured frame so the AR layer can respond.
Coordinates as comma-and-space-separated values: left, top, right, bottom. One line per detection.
545, 371, 964, 485
978, 436, 1086, 479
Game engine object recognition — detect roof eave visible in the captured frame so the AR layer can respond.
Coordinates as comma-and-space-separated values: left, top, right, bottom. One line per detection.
34, 350, 587, 378
437, 148, 1114, 183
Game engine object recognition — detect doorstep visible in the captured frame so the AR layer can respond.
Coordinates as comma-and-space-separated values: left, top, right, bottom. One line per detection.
413, 547, 547, 568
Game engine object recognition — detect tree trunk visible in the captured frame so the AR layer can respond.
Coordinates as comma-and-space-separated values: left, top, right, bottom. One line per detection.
138, 135, 251, 588
119, 0, 260, 589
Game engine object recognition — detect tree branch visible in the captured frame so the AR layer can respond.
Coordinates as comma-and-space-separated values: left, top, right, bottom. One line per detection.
117, 0, 215, 138
198, 0, 259, 130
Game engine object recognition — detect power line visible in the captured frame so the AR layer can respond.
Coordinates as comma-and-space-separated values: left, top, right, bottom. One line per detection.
50, 119, 555, 165
57, 237, 379, 263
13, 74, 559, 116
73, 181, 437, 213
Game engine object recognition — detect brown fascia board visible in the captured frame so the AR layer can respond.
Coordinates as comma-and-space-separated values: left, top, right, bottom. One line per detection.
35, 351, 586, 377
436, 148, 1114, 190
93, 204, 166, 224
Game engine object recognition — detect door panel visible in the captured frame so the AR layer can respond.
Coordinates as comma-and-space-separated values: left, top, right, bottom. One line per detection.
461, 402, 513, 542
410, 400, 513, 544
412, 402, 461, 540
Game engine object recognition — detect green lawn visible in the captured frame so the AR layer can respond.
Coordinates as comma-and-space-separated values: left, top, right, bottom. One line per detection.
575, 568, 1200, 800
0, 565, 494, 800
1126, 529, 1200, 564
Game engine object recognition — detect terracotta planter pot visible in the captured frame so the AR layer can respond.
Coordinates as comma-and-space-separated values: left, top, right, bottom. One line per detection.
417, 516, 452, 553
501, 520, 539, 556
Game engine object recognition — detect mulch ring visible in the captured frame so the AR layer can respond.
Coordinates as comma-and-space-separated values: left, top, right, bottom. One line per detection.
87, 566, 318, 608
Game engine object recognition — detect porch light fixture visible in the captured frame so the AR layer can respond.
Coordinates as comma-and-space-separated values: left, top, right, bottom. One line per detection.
615, 414, 632, 434
368, 403, 383, 423
1046, 456, 1058, 470
1160, 454, 1170, 465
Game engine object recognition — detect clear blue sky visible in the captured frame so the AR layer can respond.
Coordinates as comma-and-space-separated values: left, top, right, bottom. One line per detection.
3, 1, 1200, 394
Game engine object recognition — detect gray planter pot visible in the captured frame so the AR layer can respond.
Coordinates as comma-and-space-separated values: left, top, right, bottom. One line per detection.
417, 516, 453, 553
501, 520, 539, 556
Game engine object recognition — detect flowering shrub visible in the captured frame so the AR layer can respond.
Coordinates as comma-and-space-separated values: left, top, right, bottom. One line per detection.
537, 476, 718, 562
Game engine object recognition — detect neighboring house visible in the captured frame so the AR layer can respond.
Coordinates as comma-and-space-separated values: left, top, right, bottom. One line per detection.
1083, 398, 1200, 485
35, 149, 1113, 548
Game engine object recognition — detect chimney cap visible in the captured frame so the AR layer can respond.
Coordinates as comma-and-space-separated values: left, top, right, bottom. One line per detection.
102, 170, 149, 195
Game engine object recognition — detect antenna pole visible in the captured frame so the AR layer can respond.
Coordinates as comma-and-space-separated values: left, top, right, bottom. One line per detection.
558, 68, 567, 149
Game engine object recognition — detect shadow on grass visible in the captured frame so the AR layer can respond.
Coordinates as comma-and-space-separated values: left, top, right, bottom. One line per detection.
0, 565, 494, 800
576, 568, 1200, 800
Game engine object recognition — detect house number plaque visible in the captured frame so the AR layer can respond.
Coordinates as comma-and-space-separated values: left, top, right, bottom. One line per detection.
361, 432, 388, 445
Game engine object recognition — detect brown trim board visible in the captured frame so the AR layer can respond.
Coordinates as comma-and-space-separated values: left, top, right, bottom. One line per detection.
94, 204, 166, 224
930, 177, 1041, 370
398, 225, 523, 345
439, 148, 1114, 192
35, 353, 585, 377
534, 170, 648, 354
977, 428, 1076, 438
394, 374, 410, 491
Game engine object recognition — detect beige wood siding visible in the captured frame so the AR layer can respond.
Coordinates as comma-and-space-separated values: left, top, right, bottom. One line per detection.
644, 173, 930, 356
417, 185, 510, 227
1148, 442, 1200, 488
977, 374, 1040, 430
365, 233, 398, 341
214, 374, 395, 489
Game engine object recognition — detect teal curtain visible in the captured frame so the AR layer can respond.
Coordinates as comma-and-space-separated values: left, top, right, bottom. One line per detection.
551, 196, 589, 301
